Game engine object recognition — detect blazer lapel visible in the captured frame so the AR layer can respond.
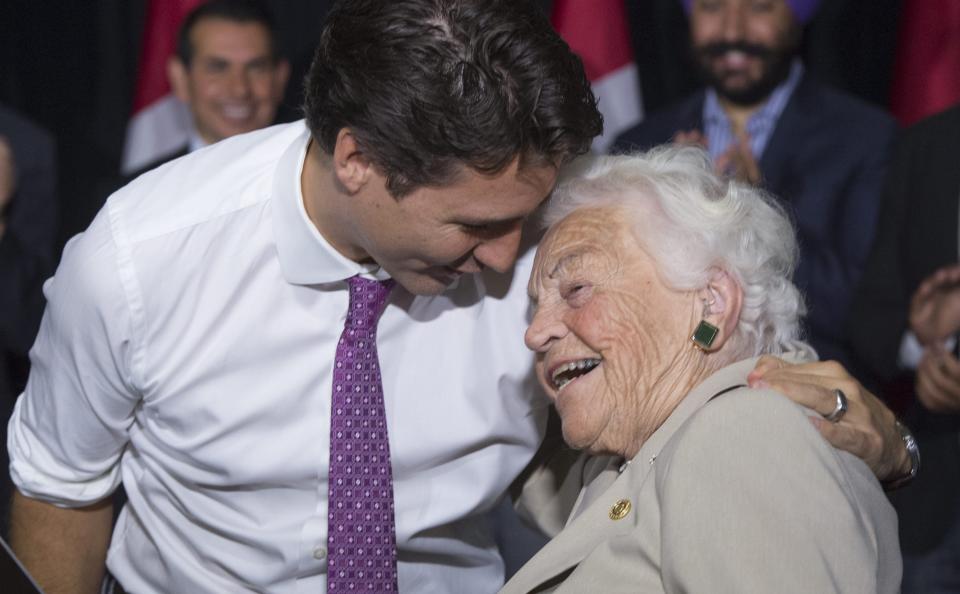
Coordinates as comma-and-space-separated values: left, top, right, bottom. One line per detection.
675, 92, 706, 134
501, 358, 772, 593
758, 74, 815, 196
500, 461, 646, 594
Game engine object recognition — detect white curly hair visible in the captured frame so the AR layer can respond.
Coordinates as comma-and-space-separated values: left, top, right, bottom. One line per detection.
541, 144, 813, 361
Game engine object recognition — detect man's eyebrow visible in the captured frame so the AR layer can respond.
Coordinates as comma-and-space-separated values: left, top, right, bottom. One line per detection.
201, 56, 230, 67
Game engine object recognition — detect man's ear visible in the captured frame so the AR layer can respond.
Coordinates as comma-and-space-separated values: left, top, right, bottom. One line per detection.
694, 268, 743, 351
331, 128, 373, 194
167, 57, 191, 103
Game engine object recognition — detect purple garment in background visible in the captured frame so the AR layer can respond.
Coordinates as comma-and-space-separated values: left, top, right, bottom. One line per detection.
679, 0, 822, 24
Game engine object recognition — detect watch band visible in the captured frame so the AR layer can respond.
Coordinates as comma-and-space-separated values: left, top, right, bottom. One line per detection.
882, 419, 920, 491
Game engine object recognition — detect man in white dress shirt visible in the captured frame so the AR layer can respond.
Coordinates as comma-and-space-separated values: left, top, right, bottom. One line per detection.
7, 1, 602, 592
6, 1, 915, 592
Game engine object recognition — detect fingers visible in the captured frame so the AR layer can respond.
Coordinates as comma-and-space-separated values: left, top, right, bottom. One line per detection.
913, 265, 960, 304
752, 365, 859, 417
733, 132, 761, 185
673, 129, 707, 147
748, 359, 850, 416
708, 135, 760, 185
927, 264, 960, 287
729, 149, 749, 181
713, 150, 732, 177
910, 276, 960, 343
751, 359, 852, 382
916, 350, 960, 413
746, 355, 789, 382
810, 415, 888, 476
755, 359, 905, 481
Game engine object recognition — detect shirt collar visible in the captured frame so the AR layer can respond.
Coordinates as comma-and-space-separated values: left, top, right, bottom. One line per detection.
746, 59, 803, 133
187, 129, 209, 154
271, 125, 388, 285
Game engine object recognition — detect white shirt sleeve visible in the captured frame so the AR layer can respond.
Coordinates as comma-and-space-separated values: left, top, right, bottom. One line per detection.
898, 330, 957, 370
8, 202, 143, 506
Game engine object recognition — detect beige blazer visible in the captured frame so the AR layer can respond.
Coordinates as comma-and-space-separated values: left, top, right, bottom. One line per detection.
502, 357, 902, 593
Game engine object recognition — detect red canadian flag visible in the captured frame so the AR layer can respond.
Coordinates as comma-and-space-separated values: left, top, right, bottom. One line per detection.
552, 0, 643, 153
122, 0, 204, 174
889, 0, 960, 126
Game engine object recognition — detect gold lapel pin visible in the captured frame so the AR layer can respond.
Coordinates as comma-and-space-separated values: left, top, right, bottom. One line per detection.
609, 499, 631, 520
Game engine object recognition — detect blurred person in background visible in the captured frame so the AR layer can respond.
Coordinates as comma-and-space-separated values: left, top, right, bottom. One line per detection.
4, 1, 914, 592
850, 103, 960, 593
127, 0, 289, 179
0, 103, 57, 536
614, 0, 895, 372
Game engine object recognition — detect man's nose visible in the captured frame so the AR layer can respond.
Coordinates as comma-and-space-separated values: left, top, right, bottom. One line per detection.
472, 225, 523, 274
719, 3, 747, 41
226, 69, 252, 98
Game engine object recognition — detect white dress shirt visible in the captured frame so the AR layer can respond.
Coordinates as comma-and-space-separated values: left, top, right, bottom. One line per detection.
8, 122, 548, 593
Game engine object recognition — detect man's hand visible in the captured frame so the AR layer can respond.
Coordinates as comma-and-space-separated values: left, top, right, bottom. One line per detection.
909, 263, 960, 345
916, 345, 960, 413
672, 129, 708, 148
714, 131, 762, 185
747, 356, 911, 482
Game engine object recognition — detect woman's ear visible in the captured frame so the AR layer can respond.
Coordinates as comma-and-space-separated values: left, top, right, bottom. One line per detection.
692, 268, 743, 351
331, 128, 373, 194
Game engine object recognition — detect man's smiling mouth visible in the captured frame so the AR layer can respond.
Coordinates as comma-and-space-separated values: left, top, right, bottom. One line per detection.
551, 358, 601, 392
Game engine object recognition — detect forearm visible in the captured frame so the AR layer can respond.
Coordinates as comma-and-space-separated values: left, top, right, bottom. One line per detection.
10, 490, 113, 594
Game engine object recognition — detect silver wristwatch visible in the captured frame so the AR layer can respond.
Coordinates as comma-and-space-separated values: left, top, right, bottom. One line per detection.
882, 420, 920, 491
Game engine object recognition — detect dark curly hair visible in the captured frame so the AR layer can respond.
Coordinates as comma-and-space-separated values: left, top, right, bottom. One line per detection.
303, 0, 603, 197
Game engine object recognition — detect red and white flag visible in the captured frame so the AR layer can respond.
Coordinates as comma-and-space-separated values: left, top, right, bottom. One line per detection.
122, 0, 204, 174
552, 0, 643, 153
889, 0, 960, 127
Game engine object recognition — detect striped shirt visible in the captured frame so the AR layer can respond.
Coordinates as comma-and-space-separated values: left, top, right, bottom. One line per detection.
703, 60, 804, 162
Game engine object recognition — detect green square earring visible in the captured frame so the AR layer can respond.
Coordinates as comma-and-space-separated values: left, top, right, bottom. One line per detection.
691, 320, 719, 350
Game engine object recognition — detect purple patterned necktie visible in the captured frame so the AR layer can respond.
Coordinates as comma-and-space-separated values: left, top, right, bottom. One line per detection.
327, 275, 398, 593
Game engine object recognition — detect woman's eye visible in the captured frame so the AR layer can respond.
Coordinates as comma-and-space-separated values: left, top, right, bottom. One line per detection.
561, 283, 591, 305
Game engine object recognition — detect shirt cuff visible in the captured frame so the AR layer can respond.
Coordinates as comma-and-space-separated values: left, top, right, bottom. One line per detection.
7, 397, 122, 507
898, 331, 957, 370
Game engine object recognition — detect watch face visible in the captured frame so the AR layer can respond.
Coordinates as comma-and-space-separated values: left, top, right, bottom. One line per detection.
885, 420, 920, 490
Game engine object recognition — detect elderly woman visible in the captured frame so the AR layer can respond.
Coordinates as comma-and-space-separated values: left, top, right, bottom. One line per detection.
501, 146, 901, 593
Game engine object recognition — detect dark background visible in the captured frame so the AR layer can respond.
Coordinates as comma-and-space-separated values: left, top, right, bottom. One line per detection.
0, 0, 901, 250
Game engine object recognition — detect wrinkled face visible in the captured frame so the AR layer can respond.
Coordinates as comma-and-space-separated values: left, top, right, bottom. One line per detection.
525, 207, 698, 457
351, 159, 558, 296
172, 18, 289, 144
690, 0, 799, 106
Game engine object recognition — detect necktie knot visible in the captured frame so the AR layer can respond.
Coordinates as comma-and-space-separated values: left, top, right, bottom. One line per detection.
346, 276, 395, 330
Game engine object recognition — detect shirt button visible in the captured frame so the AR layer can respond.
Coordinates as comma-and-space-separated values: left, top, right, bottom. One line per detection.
313, 546, 327, 560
